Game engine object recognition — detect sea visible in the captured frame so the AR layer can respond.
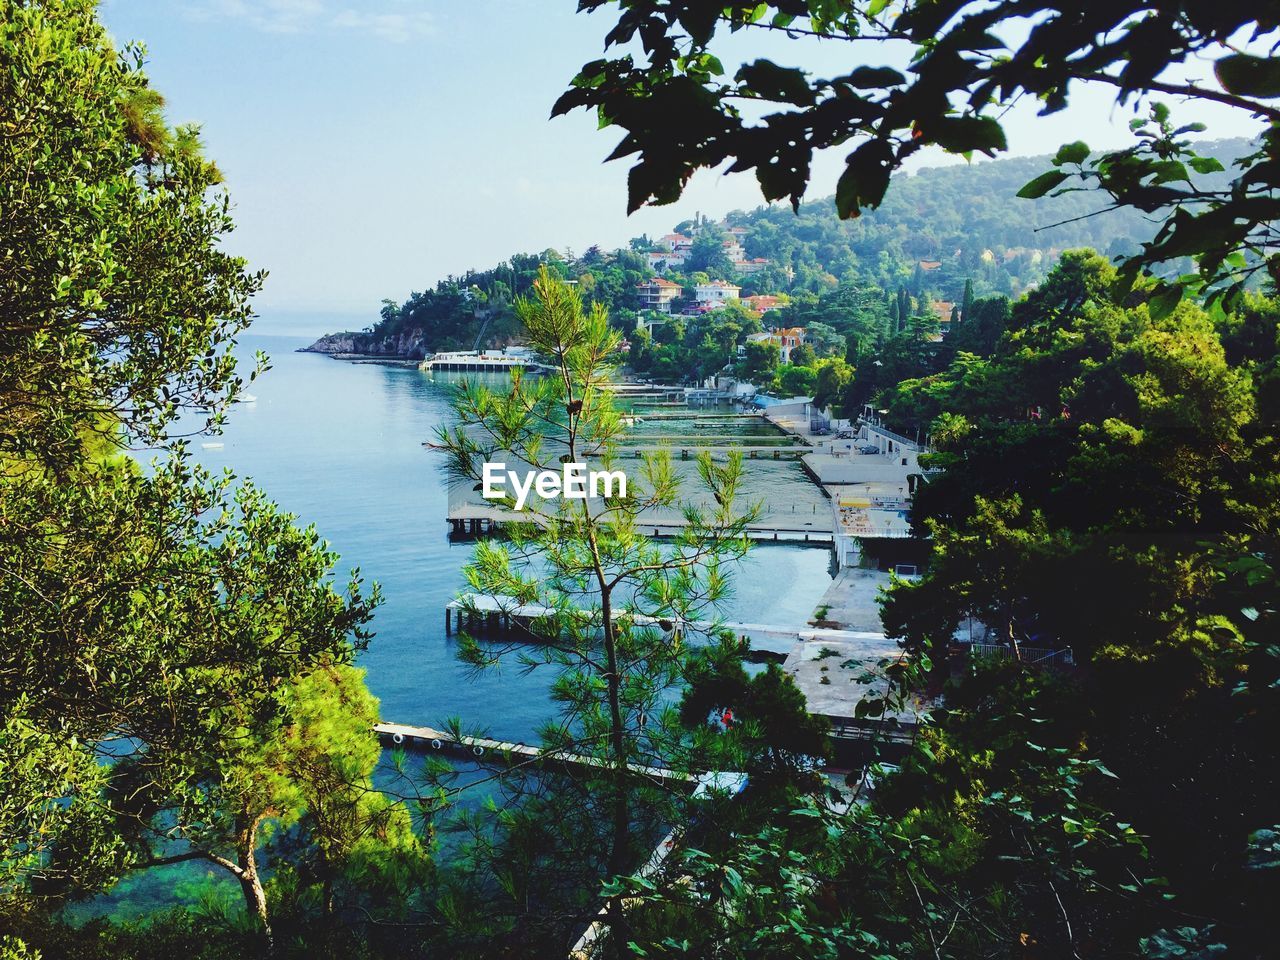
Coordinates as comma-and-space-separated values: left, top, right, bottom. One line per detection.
181, 334, 834, 743
82, 331, 834, 918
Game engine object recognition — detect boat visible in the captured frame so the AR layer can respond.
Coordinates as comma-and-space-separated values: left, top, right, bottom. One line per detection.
236, 392, 258, 403
201, 442, 224, 450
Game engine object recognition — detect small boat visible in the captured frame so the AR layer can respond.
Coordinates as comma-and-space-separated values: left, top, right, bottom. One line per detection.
201, 442, 224, 450
236, 392, 258, 403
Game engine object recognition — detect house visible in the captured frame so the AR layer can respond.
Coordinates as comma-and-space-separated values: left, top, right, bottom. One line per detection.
918, 259, 942, 271
659, 233, 693, 252
693, 280, 741, 305
741, 325, 807, 363
771, 326, 806, 362
743, 294, 782, 314
647, 249, 689, 271
636, 278, 683, 313
722, 238, 745, 261
733, 257, 770, 275
929, 300, 955, 323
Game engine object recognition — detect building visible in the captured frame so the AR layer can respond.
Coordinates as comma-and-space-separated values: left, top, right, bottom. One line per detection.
918, 259, 942, 271
636, 278, 683, 313
929, 300, 955, 322
741, 325, 807, 363
733, 257, 770, 275
743, 294, 782, 314
722, 238, 745, 261
658, 233, 693, 252
771, 326, 806, 362
693, 280, 741, 305
647, 249, 689, 271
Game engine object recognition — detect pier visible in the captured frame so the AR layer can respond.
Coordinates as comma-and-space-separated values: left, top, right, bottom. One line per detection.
374, 721, 706, 784
445, 506, 834, 543
419, 350, 551, 373
442, 592, 885, 645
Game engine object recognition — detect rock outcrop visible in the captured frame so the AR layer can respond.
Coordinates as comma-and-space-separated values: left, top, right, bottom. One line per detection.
300, 328, 430, 359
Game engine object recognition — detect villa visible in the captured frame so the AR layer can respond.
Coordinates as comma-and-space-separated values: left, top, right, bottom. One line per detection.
693, 279, 741, 305
635, 277, 683, 313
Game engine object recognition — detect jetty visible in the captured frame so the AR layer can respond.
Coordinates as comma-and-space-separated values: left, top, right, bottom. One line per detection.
373, 721, 720, 784
442, 592, 879, 640
419, 349, 551, 373
445, 504, 833, 542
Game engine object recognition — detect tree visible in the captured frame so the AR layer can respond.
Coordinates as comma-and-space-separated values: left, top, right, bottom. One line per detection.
775, 364, 816, 397
686, 230, 732, 274
112, 661, 421, 949
788, 342, 816, 368
812, 358, 853, 412
739, 339, 780, 382
0, 3, 387, 950
434, 268, 761, 951
1, 0, 263, 469
879, 253, 1279, 947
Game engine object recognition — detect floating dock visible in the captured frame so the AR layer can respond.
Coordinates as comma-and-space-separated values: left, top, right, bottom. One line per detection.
373, 721, 700, 783
419, 351, 551, 373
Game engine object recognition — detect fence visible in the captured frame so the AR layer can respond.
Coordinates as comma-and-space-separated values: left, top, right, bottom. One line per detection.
968, 643, 1075, 668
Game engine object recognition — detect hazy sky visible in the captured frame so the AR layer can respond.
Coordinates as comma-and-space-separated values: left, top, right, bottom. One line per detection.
99, 2, 1264, 332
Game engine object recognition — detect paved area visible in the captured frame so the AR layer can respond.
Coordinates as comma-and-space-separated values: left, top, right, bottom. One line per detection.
782, 634, 926, 726
814, 567, 894, 632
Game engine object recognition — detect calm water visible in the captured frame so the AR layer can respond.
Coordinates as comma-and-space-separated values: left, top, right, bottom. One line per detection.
78, 333, 835, 920
181, 335, 833, 742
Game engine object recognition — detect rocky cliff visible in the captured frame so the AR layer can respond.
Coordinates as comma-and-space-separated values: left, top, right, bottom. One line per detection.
300, 328, 430, 359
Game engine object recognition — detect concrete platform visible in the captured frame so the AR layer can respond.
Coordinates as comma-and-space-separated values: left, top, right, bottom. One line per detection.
782, 634, 927, 728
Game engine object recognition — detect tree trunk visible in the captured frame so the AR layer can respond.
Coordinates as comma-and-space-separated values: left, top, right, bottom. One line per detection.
600, 586, 629, 880
321, 867, 335, 919
601, 587, 633, 960
1007, 615, 1023, 663
237, 818, 274, 953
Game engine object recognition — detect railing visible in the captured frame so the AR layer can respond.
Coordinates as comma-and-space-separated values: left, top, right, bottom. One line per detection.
968, 643, 1075, 668
862, 420, 922, 452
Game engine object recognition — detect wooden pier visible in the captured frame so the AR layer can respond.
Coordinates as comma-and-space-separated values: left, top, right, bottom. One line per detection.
442, 593, 873, 641
374, 721, 743, 787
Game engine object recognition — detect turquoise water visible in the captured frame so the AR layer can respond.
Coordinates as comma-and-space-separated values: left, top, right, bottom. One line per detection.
77, 334, 834, 920
183, 335, 834, 742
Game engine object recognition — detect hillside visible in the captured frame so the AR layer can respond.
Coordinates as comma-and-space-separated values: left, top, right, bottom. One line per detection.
304, 139, 1249, 359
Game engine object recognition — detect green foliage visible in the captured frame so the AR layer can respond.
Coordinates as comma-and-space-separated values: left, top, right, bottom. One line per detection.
558, 0, 1277, 306
431, 269, 769, 949
877, 250, 1280, 954
0, 0, 263, 469
0, 2, 402, 951
1029, 102, 1279, 308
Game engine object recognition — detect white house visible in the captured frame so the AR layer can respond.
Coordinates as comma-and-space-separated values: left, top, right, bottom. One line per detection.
647, 249, 689, 271
693, 280, 741, 305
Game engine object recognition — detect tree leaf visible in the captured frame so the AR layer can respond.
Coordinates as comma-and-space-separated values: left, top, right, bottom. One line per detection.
735, 59, 816, 106
845, 65, 906, 88
1215, 54, 1280, 98
1017, 170, 1069, 199
835, 139, 895, 218
925, 116, 1007, 154
1053, 141, 1090, 165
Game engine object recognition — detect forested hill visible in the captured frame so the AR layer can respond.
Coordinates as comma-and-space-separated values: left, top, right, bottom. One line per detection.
303, 138, 1249, 359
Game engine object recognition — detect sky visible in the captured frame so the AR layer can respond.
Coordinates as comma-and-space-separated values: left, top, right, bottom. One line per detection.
99, 1, 1266, 334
